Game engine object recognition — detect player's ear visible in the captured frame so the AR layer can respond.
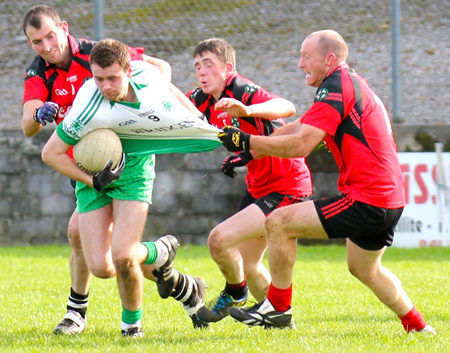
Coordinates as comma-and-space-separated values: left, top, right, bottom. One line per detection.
225, 62, 234, 74
326, 52, 337, 66
60, 21, 70, 36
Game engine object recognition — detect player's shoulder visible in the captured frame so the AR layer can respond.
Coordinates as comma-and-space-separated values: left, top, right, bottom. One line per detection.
76, 37, 96, 55
231, 73, 263, 96
24, 55, 46, 81
131, 60, 160, 78
188, 87, 209, 105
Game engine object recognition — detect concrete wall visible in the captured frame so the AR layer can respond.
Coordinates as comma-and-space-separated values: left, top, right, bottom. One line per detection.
0, 124, 449, 245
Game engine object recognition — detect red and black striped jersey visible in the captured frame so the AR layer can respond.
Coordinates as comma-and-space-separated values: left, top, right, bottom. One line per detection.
188, 72, 312, 199
301, 64, 405, 208
23, 34, 144, 125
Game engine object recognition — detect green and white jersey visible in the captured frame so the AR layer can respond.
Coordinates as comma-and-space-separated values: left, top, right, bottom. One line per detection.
57, 61, 221, 156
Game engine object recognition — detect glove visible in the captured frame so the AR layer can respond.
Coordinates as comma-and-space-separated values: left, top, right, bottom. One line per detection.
33, 102, 59, 126
218, 126, 250, 152
92, 154, 125, 192
221, 150, 253, 178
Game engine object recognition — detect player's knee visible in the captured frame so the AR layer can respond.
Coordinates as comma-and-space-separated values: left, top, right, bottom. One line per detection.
113, 256, 135, 278
348, 263, 375, 285
207, 227, 227, 256
265, 212, 285, 238
67, 218, 82, 249
89, 261, 115, 278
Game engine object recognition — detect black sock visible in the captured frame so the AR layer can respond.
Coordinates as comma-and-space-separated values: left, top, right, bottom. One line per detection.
225, 278, 248, 300
67, 287, 89, 319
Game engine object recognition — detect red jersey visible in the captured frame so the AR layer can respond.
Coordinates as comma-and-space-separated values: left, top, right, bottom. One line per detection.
23, 34, 145, 125
188, 72, 312, 199
301, 64, 405, 208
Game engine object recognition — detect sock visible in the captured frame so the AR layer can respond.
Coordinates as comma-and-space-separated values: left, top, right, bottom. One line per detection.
122, 307, 143, 325
142, 241, 158, 265
225, 277, 248, 300
67, 287, 88, 319
171, 272, 197, 306
121, 319, 142, 331
267, 283, 292, 312
398, 306, 427, 332
152, 239, 170, 267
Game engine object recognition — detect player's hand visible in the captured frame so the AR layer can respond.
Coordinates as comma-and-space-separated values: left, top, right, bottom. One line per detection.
218, 126, 250, 152
221, 151, 253, 178
92, 154, 125, 192
215, 98, 249, 117
33, 102, 59, 126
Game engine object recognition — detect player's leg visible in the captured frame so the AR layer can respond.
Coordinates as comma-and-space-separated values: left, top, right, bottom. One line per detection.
53, 209, 91, 335
239, 237, 270, 302
346, 239, 435, 333
197, 204, 266, 322
78, 205, 116, 278
229, 201, 323, 328
110, 199, 148, 337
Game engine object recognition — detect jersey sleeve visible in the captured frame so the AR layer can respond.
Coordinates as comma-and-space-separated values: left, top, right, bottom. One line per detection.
57, 79, 105, 145
23, 57, 49, 103
127, 46, 145, 61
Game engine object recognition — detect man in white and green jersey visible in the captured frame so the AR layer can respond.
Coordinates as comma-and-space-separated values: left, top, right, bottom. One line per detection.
42, 39, 218, 336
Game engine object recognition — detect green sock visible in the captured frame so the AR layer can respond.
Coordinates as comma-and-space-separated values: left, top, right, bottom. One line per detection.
143, 241, 157, 265
122, 307, 143, 324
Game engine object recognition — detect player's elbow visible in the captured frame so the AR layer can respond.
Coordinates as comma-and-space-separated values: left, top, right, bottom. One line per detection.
286, 101, 296, 116
41, 144, 52, 167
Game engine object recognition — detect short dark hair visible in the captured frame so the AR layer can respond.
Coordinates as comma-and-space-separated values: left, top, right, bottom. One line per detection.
194, 38, 236, 70
89, 39, 130, 70
23, 5, 61, 36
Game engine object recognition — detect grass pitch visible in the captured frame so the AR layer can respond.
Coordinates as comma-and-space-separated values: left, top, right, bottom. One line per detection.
0, 244, 449, 353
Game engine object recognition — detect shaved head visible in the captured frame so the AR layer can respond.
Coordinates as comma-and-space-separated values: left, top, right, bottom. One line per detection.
306, 30, 348, 62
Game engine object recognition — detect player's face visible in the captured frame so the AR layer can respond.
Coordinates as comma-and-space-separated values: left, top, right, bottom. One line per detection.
26, 17, 70, 67
194, 51, 230, 100
298, 36, 329, 87
91, 62, 131, 102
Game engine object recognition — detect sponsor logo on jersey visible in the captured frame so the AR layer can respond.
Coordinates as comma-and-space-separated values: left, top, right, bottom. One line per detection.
162, 100, 174, 111
55, 88, 69, 96
231, 117, 240, 128
119, 119, 138, 126
138, 110, 156, 117
64, 120, 84, 138
131, 119, 195, 134
244, 84, 258, 94
25, 68, 37, 78
315, 88, 329, 101
67, 75, 78, 83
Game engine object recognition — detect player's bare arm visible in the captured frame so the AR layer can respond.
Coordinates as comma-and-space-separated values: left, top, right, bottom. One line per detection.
142, 54, 172, 82
251, 123, 325, 158
215, 97, 295, 119
168, 83, 203, 117
41, 131, 94, 187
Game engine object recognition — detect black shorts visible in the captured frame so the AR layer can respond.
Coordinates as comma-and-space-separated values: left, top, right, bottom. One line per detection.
239, 189, 309, 216
314, 194, 403, 251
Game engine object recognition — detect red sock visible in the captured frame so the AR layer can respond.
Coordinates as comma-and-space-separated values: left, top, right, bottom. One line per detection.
266, 283, 292, 312
398, 307, 427, 332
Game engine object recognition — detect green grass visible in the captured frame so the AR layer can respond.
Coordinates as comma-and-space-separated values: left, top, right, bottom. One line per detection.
0, 245, 449, 353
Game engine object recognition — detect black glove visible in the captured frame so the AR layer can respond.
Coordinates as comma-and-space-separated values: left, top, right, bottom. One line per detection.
92, 154, 125, 192
221, 151, 253, 178
33, 102, 59, 126
218, 126, 250, 152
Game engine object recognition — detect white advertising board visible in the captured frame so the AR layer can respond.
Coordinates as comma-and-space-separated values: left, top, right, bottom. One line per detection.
393, 152, 450, 247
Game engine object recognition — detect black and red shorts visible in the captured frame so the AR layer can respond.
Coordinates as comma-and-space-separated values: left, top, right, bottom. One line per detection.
314, 194, 403, 250
239, 189, 309, 216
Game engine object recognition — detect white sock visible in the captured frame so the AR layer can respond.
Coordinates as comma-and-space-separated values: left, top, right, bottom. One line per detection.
153, 239, 169, 268
121, 319, 141, 331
